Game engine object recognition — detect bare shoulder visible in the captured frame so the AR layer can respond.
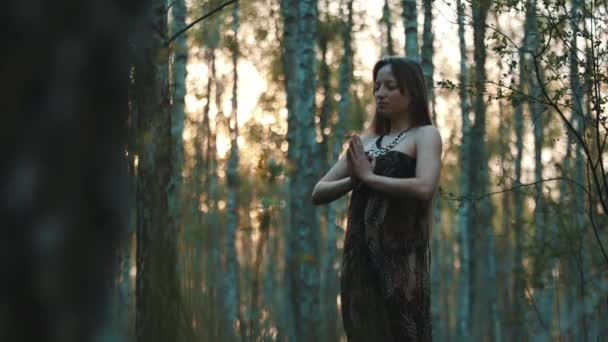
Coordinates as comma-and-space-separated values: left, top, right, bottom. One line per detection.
414, 125, 442, 145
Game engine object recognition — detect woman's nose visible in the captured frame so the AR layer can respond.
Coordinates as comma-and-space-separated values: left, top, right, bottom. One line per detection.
375, 86, 387, 96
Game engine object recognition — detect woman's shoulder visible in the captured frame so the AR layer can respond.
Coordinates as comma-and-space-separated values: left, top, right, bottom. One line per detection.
412, 125, 441, 141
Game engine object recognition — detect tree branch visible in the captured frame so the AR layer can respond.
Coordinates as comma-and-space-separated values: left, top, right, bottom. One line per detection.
165, 0, 238, 46
442, 176, 590, 202
530, 49, 608, 217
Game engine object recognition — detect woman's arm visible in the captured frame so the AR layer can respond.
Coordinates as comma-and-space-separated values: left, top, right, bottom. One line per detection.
311, 155, 353, 205
348, 126, 442, 200
312, 134, 375, 205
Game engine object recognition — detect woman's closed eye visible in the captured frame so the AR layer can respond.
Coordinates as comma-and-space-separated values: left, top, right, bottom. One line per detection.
374, 83, 398, 92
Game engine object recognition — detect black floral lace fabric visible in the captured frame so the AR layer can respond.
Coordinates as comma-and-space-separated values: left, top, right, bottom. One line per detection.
341, 150, 431, 342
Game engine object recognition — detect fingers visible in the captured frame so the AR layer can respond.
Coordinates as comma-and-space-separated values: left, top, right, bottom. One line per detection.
348, 134, 364, 158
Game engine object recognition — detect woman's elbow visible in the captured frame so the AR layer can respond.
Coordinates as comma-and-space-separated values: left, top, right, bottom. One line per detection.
311, 184, 322, 205
419, 184, 437, 201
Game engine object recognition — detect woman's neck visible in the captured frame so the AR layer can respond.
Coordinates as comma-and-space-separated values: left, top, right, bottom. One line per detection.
388, 116, 412, 135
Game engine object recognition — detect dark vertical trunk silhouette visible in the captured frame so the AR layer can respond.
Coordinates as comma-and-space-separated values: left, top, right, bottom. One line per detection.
1, 0, 145, 341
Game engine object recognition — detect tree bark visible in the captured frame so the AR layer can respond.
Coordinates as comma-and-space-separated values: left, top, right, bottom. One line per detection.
456, 0, 472, 339
381, 0, 396, 56
135, 1, 182, 341
402, 0, 419, 60
294, 0, 320, 340
279, 0, 299, 340
224, 2, 242, 340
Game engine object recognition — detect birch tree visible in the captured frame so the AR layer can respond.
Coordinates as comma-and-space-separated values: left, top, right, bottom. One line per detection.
223, 1, 241, 340
135, 0, 183, 341
402, 0, 419, 60
381, 0, 396, 56
317, 1, 335, 340
456, 0, 472, 339
1, 0, 144, 340
469, 1, 497, 340
295, 0, 320, 340
323, 1, 354, 341
280, 0, 299, 339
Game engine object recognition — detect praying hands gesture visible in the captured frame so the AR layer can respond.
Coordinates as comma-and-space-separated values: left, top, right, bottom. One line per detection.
347, 134, 375, 184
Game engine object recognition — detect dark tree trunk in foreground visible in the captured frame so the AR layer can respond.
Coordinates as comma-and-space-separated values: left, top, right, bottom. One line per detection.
135, 1, 184, 341
0, 0, 146, 341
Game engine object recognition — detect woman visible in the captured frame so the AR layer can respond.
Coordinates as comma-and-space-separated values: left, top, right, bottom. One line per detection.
311, 56, 442, 341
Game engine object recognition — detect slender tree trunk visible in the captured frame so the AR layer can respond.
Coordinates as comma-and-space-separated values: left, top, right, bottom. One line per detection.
323, 1, 354, 341
456, 0, 472, 339
523, 1, 553, 337
421, 0, 434, 123
264, 209, 279, 340
471, 2, 495, 340
169, 0, 186, 266
512, 7, 529, 338
402, 0, 419, 60
135, 1, 182, 341
280, 0, 299, 339
170, 2, 188, 333
295, 0, 320, 340
318, 3, 334, 340
224, 2, 242, 341
204, 46, 222, 342
496, 36, 510, 342
250, 204, 271, 340
420, 0, 441, 339
381, 0, 395, 56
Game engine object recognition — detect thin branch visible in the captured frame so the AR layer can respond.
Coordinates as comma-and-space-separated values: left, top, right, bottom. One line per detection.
166, 1, 176, 12
589, 10, 608, 201
525, 286, 548, 332
531, 51, 608, 217
166, 0, 238, 45
585, 144, 608, 267
442, 176, 591, 202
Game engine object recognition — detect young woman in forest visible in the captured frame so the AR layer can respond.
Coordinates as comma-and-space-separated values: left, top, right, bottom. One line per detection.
311, 56, 442, 341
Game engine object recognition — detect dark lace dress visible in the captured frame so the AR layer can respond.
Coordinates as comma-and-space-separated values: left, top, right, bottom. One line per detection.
340, 150, 432, 342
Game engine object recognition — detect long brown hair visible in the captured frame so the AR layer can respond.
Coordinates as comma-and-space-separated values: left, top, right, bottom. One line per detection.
369, 57, 437, 243
369, 56, 433, 135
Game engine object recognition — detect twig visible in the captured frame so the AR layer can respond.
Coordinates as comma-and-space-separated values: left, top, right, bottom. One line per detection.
442, 176, 590, 202
166, 0, 238, 45
166, 1, 176, 12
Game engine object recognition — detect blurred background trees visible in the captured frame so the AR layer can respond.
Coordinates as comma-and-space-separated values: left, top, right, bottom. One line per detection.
4, 0, 607, 341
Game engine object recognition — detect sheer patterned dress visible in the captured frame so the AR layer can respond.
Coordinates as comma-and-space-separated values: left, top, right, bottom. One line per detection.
340, 133, 432, 342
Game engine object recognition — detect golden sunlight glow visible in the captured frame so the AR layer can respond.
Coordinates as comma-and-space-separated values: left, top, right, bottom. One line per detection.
186, 56, 265, 159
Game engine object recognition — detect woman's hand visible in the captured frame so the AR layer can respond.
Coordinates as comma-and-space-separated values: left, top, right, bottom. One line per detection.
347, 134, 375, 183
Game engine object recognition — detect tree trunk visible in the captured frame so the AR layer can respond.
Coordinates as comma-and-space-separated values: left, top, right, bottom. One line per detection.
512, 6, 529, 338
280, 0, 299, 339
294, 0, 320, 340
318, 3, 333, 340
402, 0, 419, 60
224, 2, 242, 340
421, 0, 434, 123
135, 1, 182, 341
204, 46, 222, 342
523, 1, 553, 336
456, 0, 472, 339
169, 0, 187, 267
471, 1, 496, 340
1, 0, 144, 340
323, 1, 354, 341
381, 0, 395, 56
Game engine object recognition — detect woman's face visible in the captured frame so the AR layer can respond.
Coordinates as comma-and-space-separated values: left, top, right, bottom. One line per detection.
374, 64, 411, 119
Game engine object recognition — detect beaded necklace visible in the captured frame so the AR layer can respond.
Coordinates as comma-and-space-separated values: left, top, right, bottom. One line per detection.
367, 127, 411, 158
